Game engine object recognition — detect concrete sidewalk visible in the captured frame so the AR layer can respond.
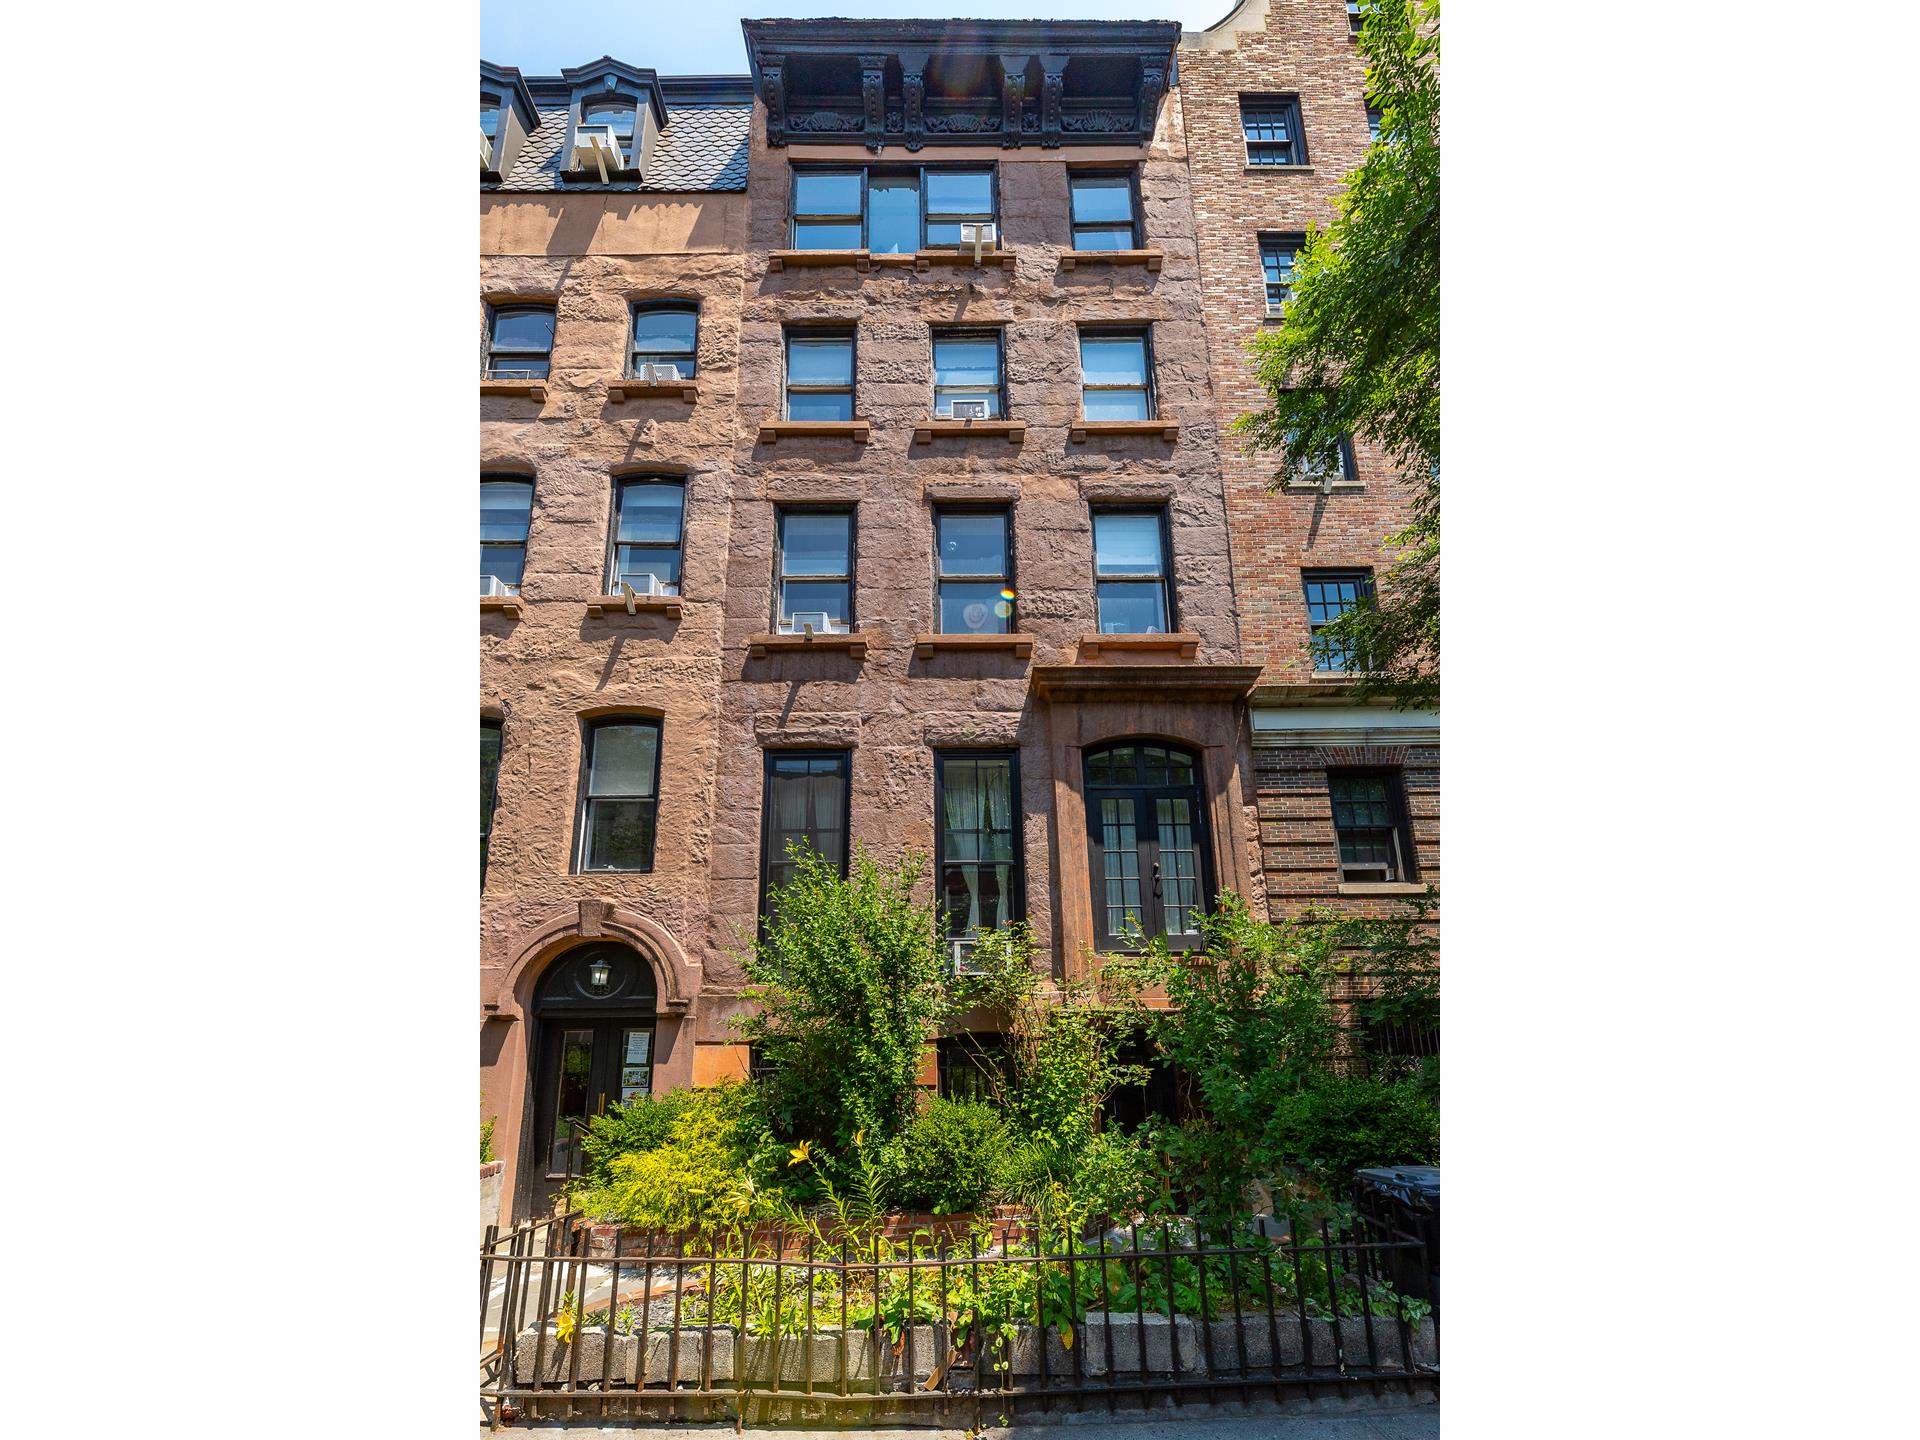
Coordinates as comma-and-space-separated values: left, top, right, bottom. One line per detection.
485, 1399, 1439, 1439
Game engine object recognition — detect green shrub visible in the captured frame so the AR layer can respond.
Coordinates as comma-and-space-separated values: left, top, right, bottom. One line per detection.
580, 1087, 703, 1186
480, 1116, 496, 1164
580, 1082, 791, 1234
738, 846, 952, 1151
1266, 1074, 1439, 1193
884, 1098, 1009, 1214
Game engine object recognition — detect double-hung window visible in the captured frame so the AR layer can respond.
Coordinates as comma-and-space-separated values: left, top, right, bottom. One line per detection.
576, 718, 662, 872
938, 1034, 1012, 1104
1286, 424, 1357, 485
480, 97, 502, 140
1241, 95, 1306, 166
1366, 105, 1384, 142
1348, 1, 1367, 37
935, 509, 1013, 634
1092, 509, 1171, 634
932, 330, 1004, 418
1302, 568, 1374, 671
481, 720, 503, 887
481, 477, 533, 595
936, 752, 1022, 941
791, 170, 865, 249
610, 478, 685, 597
1069, 172, 1139, 251
1079, 328, 1154, 421
1259, 233, 1306, 315
1084, 742, 1213, 951
790, 167, 996, 251
761, 751, 851, 917
581, 98, 637, 150
484, 304, 555, 379
784, 328, 855, 421
1329, 771, 1415, 883
629, 302, 698, 380
924, 170, 994, 246
775, 509, 853, 633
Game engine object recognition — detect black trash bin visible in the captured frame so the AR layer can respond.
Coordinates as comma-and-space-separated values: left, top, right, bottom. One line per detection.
1352, 1165, 1439, 1307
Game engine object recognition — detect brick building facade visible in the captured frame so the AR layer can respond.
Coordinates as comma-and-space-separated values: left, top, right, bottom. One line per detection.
1177, 1, 1439, 919
479, 9, 1437, 1224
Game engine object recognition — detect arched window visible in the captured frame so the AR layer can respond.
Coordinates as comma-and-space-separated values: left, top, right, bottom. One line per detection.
1083, 742, 1213, 952
582, 97, 637, 145
629, 301, 698, 380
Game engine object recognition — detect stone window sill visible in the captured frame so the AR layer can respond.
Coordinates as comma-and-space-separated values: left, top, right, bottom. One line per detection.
480, 595, 524, 618
586, 594, 684, 619
749, 631, 869, 659
1079, 632, 1199, 659
912, 418, 1026, 444
1244, 164, 1317, 175
769, 248, 873, 273
1281, 479, 1364, 493
758, 418, 872, 444
768, 248, 1017, 274
1337, 882, 1428, 897
481, 378, 547, 400
1070, 417, 1180, 443
1059, 248, 1164, 272
913, 632, 1034, 659
609, 378, 698, 404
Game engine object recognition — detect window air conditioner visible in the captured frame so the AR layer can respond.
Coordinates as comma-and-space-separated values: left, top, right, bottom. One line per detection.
481, 575, 520, 598
480, 125, 494, 171
958, 221, 998, 264
638, 362, 683, 383
571, 125, 625, 183
781, 610, 848, 637
951, 937, 986, 975
948, 398, 992, 420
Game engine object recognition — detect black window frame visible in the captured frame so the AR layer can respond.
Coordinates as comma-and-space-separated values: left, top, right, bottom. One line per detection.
1301, 567, 1375, 673
1286, 425, 1359, 486
933, 749, 1025, 943
1077, 324, 1158, 422
481, 718, 503, 888
788, 164, 1000, 252
1090, 505, 1175, 636
573, 716, 664, 874
628, 300, 699, 380
930, 327, 1007, 420
1327, 768, 1417, 884
773, 506, 856, 632
936, 1032, 1013, 1105
480, 474, 535, 594
607, 476, 687, 598
1068, 169, 1142, 251
1258, 232, 1307, 316
933, 505, 1015, 635
1366, 104, 1383, 142
484, 302, 556, 380
759, 749, 853, 924
783, 325, 857, 422
1240, 94, 1307, 167
480, 93, 503, 139
580, 96, 639, 144
1083, 741, 1216, 953
1348, 1, 1367, 38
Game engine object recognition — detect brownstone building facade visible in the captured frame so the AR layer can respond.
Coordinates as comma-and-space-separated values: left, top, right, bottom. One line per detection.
480, 9, 1437, 1224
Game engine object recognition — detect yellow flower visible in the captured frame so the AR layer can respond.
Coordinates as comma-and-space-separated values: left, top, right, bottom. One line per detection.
788, 1140, 812, 1167
854, 1129, 865, 1147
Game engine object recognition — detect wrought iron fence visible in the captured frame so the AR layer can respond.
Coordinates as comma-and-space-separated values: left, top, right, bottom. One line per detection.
480, 1183, 1437, 1424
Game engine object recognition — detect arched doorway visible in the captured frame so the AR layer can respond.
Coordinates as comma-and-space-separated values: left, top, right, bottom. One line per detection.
522, 942, 658, 1215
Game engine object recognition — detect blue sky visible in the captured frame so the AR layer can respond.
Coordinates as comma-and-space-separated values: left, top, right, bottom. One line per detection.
481, 1, 1235, 76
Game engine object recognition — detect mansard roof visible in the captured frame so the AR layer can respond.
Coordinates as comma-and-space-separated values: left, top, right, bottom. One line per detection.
741, 17, 1180, 152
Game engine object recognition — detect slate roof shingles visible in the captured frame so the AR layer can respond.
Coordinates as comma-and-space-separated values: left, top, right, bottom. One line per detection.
486, 104, 750, 194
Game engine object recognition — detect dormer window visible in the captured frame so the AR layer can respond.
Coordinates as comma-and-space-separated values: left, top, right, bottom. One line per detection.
480, 63, 537, 181
480, 97, 502, 139
582, 98, 637, 146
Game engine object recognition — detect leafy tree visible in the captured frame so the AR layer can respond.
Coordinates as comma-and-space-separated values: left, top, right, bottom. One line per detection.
737, 844, 951, 1151
1233, 0, 1440, 707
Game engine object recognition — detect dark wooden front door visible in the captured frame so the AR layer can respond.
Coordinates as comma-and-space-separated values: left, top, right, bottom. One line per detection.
521, 943, 658, 1218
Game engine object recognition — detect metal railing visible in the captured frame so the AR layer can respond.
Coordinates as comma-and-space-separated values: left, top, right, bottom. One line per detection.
480, 1171, 1437, 1424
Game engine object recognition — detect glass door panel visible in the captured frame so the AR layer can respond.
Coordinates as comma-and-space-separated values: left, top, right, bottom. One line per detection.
547, 1028, 594, 1174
